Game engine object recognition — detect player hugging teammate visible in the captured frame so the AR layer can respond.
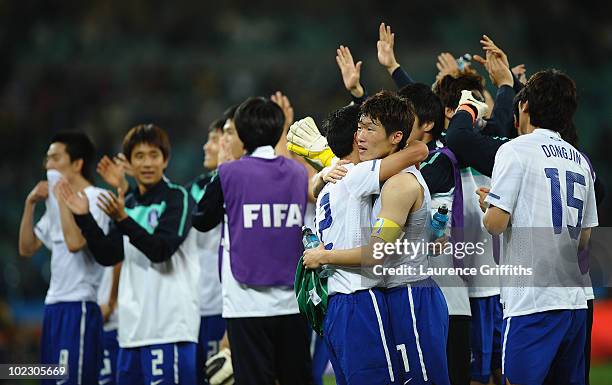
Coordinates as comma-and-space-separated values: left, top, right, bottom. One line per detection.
19, 21, 602, 385
289, 22, 602, 385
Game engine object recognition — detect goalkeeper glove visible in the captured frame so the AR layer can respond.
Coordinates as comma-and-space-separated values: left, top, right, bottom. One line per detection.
456, 90, 489, 121
205, 348, 234, 385
287, 117, 337, 168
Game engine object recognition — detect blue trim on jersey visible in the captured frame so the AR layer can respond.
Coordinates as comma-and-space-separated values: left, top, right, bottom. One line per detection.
488, 192, 501, 200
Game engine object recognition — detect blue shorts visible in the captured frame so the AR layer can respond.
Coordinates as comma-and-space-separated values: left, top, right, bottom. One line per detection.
310, 330, 330, 385
323, 288, 401, 385
469, 295, 503, 383
502, 309, 587, 385
40, 301, 103, 385
384, 278, 450, 385
116, 342, 197, 385
197, 315, 226, 384
99, 329, 119, 385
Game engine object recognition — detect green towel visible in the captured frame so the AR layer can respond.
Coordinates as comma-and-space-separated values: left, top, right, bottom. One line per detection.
294, 255, 329, 336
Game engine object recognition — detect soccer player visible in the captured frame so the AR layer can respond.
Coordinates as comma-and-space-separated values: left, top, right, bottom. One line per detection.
449, 52, 604, 385
59, 124, 200, 384
334, 25, 472, 383
304, 92, 450, 385
191, 97, 312, 385
18, 132, 108, 385
432, 42, 520, 384
186, 117, 226, 384
482, 69, 597, 385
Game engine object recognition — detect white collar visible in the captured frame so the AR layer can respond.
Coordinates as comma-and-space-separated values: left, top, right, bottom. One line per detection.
249, 145, 277, 159
532, 128, 562, 138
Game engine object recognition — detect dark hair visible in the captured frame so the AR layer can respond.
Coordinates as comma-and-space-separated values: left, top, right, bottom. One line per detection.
122, 124, 171, 160
223, 104, 240, 122
561, 122, 579, 148
360, 91, 415, 149
523, 69, 577, 133
234, 97, 285, 153
398, 83, 444, 140
50, 132, 96, 182
209, 118, 225, 133
433, 70, 485, 110
322, 104, 360, 158
513, 87, 526, 123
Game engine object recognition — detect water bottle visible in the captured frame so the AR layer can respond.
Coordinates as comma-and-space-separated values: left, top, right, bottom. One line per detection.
456, 53, 472, 71
431, 205, 449, 240
302, 226, 320, 249
302, 226, 333, 277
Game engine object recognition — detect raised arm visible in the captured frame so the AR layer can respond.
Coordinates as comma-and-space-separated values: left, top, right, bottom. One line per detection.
377, 22, 414, 89
445, 91, 507, 177
18, 181, 47, 256
272, 91, 294, 158
473, 35, 517, 137
336, 45, 366, 104
378, 140, 428, 181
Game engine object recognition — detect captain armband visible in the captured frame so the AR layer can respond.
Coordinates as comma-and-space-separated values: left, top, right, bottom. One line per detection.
371, 217, 404, 243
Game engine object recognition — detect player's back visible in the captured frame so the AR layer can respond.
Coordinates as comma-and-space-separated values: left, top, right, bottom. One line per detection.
488, 129, 597, 317
315, 159, 381, 295
372, 166, 432, 287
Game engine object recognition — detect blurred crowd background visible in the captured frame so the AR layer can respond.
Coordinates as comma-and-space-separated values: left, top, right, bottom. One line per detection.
1, 0, 611, 373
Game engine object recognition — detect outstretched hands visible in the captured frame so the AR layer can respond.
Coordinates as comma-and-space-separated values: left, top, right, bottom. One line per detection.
56, 179, 89, 215
435, 52, 460, 81
97, 155, 130, 191
336, 45, 364, 98
97, 188, 128, 222
377, 22, 400, 75
271, 91, 294, 133
473, 35, 516, 88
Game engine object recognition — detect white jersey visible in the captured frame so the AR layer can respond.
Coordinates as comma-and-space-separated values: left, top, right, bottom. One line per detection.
485, 129, 598, 318
429, 191, 471, 316
97, 266, 118, 331
35, 174, 109, 305
460, 168, 501, 298
374, 166, 432, 287
118, 228, 201, 347
196, 224, 223, 317
315, 160, 382, 295
304, 201, 316, 229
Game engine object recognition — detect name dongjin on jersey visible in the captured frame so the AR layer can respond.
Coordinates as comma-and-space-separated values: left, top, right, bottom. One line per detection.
541, 144, 581, 165
243, 203, 303, 228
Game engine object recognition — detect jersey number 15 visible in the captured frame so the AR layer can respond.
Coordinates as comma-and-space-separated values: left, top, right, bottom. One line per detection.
544, 167, 585, 240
